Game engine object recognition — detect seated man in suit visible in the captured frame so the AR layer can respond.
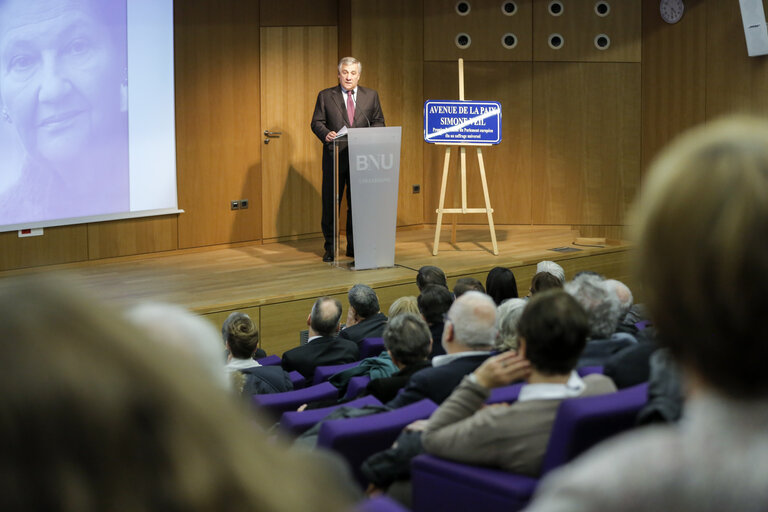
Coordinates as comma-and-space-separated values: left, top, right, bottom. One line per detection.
339, 284, 388, 345
386, 291, 496, 409
282, 297, 359, 381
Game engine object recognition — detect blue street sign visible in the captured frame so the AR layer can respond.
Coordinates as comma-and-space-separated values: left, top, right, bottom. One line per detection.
423, 100, 502, 145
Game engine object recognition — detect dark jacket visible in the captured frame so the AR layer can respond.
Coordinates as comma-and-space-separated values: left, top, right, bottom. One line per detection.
281, 335, 359, 381
385, 353, 491, 409
240, 366, 294, 395
339, 312, 388, 345
427, 321, 446, 359
366, 361, 432, 403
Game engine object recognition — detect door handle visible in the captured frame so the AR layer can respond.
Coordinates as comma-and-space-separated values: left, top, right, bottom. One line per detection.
264, 130, 282, 138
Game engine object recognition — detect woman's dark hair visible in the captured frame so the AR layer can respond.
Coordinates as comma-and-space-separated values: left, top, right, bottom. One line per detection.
518, 290, 589, 375
530, 271, 564, 295
485, 267, 518, 305
221, 312, 259, 359
417, 284, 454, 324
453, 277, 485, 298
416, 265, 447, 291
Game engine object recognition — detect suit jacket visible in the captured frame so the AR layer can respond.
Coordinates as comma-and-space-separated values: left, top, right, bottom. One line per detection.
366, 360, 432, 403
339, 312, 388, 345
281, 335, 360, 381
385, 353, 491, 409
310, 85, 385, 148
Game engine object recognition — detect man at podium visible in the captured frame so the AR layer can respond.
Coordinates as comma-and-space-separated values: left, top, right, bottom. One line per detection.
311, 56, 385, 262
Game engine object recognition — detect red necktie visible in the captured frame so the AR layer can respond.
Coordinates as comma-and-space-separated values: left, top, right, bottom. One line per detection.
347, 90, 355, 126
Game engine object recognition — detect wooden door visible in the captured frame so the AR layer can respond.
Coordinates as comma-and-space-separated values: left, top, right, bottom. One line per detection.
260, 26, 337, 241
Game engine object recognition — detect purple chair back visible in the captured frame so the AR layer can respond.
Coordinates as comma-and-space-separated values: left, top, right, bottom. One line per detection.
344, 375, 372, 400
312, 361, 360, 385
256, 354, 281, 366
279, 395, 383, 437
540, 382, 649, 474
351, 495, 410, 512
359, 337, 385, 359
287, 370, 307, 390
486, 382, 524, 404
317, 398, 438, 486
251, 381, 339, 419
576, 365, 604, 377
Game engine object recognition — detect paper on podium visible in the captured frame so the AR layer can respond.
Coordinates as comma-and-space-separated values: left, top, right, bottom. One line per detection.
335, 126, 349, 138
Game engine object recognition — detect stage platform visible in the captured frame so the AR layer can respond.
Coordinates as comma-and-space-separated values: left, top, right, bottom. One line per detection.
2, 225, 634, 355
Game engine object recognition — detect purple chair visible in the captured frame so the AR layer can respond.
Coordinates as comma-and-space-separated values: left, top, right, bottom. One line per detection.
577, 365, 604, 377
317, 398, 439, 486
351, 495, 410, 512
251, 381, 339, 420
312, 361, 360, 385
411, 383, 649, 512
256, 354, 281, 366
344, 375, 372, 400
279, 394, 383, 437
287, 370, 307, 390
486, 382, 524, 404
359, 337, 385, 359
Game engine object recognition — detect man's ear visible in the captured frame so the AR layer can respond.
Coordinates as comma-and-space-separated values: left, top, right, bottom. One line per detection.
306, 313, 311, 327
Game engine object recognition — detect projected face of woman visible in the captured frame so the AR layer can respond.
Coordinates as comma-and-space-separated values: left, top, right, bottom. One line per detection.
0, 0, 123, 167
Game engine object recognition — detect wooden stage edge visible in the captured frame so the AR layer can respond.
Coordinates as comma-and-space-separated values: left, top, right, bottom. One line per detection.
0, 225, 636, 355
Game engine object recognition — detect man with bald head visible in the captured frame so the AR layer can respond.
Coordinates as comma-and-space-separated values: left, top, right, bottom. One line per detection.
386, 291, 497, 409
281, 296, 359, 381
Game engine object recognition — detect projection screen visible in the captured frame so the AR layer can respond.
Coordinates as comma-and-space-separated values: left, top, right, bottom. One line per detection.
0, 0, 178, 232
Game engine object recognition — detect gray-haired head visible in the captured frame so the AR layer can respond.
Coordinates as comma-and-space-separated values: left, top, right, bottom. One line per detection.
445, 291, 497, 348
125, 302, 230, 389
383, 313, 432, 366
536, 260, 566, 284
338, 56, 361, 74
310, 296, 343, 337
564, 274, 621, 339
605, 279, 633, 318
348, 284, 380, 319
495, 298, 527, 351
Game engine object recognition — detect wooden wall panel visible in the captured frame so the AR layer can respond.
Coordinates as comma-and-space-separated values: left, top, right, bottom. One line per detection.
174, 1, 262, 249
424, 61, 533, 224
88, 216, 178, 260
260, 27, 337, 240
352, 0, 424, 226
705, 2, 768, 120
424, 0, 533, 61
641, 0, 706, 171
531, 62, 640, 225
0, 225, 88, 271
261, 0, 338, 26
533, 0, 640, 62
202, 305, 261, 350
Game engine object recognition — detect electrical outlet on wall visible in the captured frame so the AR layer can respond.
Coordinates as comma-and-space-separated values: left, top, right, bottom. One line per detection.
230, 200, 239, 210
240, 199, 249, 209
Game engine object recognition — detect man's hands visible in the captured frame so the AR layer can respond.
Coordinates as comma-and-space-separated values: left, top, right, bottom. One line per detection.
325, 131, 337, 143
473, 351, 531, 389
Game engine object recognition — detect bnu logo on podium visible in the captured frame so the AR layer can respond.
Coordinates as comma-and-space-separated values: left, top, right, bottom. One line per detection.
423, 100, 502, 145
355, 154, 395, 171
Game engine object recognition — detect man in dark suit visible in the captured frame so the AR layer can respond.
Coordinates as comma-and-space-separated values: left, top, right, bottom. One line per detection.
339, 284, 388, 345
282, 296, 359, 381
386, 291, 496, 409
310, 56, 386, 262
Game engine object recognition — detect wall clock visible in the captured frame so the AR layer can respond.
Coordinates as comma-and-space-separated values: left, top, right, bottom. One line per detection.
660, 0, 684, 24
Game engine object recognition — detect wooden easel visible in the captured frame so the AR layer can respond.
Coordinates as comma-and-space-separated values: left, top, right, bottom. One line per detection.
432, 59, 499, 256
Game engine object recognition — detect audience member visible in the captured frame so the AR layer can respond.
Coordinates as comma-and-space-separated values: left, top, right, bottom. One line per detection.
530, 270, 563, 296
526, 117, 768, 512
536, 260, 566, 284
453, 277, 485, 297
387, 291, 496, 409
221, 312, 292, 395
422, 290, 616, 475
281, 297, 359, 380
0, 276, 354, 512
388, 296, 419, 318
416, 265, 448, 291
126, 302, 230, 390
339, 284, 388, 344
485, 266, 518, 305
417, 284, 454, 359
565, 274, 636, 367
495, 298, 527, 351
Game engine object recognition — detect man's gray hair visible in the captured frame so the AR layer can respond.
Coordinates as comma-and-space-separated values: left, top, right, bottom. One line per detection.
383, 313, 431, 366
447, 291, 497, 348
605, 279, 633, 318
565, 274, 621, 339
495, 298, 527, 351
338, 56, 361, 74
310, 297, 343, 337
536, 260, 566, 284
348, 284, 380, 319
